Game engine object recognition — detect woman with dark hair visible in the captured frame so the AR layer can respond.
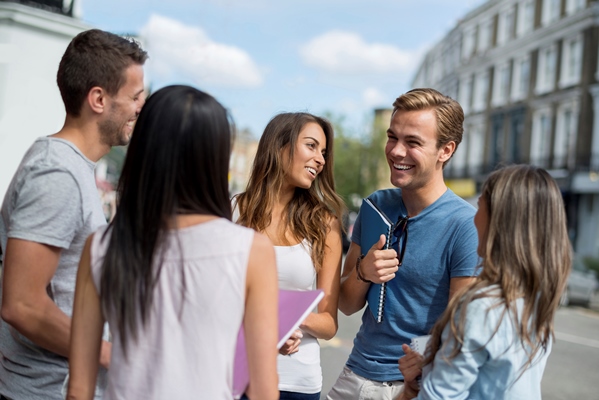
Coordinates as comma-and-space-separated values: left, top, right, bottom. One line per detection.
67, 85, 279, 400
397, 165, 572, 399
235, 112, 345, 399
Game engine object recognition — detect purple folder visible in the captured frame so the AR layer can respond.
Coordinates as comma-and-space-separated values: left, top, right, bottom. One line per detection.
232, 289, 324, 399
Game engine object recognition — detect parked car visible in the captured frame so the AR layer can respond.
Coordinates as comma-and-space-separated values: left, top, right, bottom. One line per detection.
560, 258, 598, 307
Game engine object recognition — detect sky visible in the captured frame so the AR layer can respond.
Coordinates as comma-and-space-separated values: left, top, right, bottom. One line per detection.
77, 0, 487, 137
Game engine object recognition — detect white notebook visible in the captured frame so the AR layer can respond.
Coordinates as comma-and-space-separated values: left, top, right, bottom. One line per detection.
410, 334, 431, 355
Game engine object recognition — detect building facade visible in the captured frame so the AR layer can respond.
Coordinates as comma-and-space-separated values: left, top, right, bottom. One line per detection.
0, 0, 89, 198
413, 0, 599, 257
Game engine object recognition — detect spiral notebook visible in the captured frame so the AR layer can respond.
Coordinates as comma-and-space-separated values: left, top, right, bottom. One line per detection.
410, 334, 431, 355
232, 289, 324, 399
360, 198, 393, 323
410, 334, 432, 385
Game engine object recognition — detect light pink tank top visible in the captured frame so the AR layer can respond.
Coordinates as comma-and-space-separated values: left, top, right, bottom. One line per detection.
90, 219, 253, 400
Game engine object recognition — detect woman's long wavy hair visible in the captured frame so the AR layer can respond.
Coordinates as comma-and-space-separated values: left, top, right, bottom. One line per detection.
425, 165, 571, 374
99, 85, 233, 355
235, 112, 345, 272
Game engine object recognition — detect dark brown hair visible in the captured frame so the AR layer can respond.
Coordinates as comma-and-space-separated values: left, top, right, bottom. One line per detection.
100, 85, 233, 355
57, 29, 148, 116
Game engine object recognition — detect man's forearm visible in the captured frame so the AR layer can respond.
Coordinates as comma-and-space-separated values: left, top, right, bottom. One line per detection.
338, 271, 370, 315
1, 295, 72, 357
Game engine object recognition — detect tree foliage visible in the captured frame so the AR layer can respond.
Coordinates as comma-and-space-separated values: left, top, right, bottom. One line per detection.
328, 112, 389, 212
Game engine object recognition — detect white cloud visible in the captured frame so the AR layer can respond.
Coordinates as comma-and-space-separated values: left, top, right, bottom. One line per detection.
300, 30, 418, 75
140, 14, 263, 88
362, 87, 387, 108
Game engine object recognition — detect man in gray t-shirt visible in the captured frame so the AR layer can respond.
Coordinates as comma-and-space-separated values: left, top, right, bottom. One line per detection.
0, 29, 147, 400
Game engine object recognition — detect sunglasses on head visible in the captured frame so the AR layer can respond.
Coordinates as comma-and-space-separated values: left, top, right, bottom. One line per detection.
391, 215, 409, 266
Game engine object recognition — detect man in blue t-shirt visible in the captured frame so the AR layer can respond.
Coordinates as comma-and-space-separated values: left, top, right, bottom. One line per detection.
327, 88, 479, 399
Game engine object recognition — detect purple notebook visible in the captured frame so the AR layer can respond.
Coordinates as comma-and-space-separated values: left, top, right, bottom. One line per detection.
232, 289, 324, 399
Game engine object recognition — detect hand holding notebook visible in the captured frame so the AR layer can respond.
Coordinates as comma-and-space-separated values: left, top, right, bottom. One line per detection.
359, 198, 407, 323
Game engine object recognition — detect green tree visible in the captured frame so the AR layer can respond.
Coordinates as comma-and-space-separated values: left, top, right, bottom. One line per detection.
328, 112, 388, 212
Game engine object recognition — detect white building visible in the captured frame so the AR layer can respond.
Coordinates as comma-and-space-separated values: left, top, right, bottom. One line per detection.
0, 0, 89, 198
412, 0, 599, 257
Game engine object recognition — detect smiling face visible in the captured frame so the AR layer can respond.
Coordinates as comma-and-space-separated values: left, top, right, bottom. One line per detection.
474, 195, 489, 257
385, 109, 454, 192
283, 122, 327, 190
98, 63, 145, 147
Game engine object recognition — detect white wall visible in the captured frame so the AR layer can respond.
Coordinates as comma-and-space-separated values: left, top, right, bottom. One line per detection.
0, 2, 90, 198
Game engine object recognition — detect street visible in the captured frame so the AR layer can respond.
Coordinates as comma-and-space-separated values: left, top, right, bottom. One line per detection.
319, 304, 599, 399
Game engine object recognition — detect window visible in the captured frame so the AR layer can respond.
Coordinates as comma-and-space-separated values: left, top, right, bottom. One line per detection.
542, 0, 561, 26
536, 44, 557, 94
478, 18, 493, 52
566, 0, 586, 15
517, 0, 535, 36
467, 124, 484, 175
511, 55, 530, 101
459, 75, 473, 115
531, 108, 553, 167
432, 55, 443, 83
473, 71, 489, 112
560, 34, 583, 87
451, 130, 468, 176
492, 62, 511, 106
498, 7, 516, 45
509, 109, 525, 163
554, 101, 579, 168
491, 114, 505, 166
462, 27, 476, 60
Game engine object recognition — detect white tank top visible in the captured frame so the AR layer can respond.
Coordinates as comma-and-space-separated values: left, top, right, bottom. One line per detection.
90, 219, 253, 400
275, 241, 322, 394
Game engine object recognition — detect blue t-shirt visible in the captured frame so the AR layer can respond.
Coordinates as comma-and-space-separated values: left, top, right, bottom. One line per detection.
347, 188, 480, 381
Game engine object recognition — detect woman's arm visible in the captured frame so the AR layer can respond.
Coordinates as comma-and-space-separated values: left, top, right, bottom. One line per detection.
66, 236, 105, 400
299, 217, 342, 340
243, 232, 279, 400
416, 300, 493, 400
397, 344, 424, 400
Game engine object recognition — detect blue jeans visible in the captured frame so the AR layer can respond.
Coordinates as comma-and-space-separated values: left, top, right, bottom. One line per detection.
279, 391, 321, 400
241, 391, 320, 400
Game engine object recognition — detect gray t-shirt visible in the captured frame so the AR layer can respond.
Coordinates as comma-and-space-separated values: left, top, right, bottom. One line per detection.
0, 137, 107, 399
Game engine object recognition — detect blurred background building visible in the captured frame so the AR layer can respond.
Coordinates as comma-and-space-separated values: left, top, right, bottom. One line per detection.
0, 0, 89, 199
412, 0, 599, 257
0, 0, 259, 219
229, 128, 259, 196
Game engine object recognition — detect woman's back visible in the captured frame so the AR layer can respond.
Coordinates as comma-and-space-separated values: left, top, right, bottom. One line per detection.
421, 289, 551, 400
90, 219, 253, 400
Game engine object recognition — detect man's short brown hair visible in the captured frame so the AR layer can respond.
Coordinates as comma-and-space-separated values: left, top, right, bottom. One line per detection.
393, 88, 464, 167
57, 29, 148, 117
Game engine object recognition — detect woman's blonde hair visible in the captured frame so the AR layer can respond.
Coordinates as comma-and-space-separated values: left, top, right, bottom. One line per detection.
235, 112, 345, 272
425, 165, 571, 374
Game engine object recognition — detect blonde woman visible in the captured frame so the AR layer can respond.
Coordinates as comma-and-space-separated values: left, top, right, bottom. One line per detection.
398, 165, 572, 399
235, 112, 345, 399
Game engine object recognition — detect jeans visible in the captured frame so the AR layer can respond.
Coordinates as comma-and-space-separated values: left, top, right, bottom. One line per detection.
241, 391, 321, 400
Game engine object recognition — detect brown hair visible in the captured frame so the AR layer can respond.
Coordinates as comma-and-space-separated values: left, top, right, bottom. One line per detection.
393, 88, 464, 167
425, 165, 571, 377
57, 29, 148, 117
235, 112, 345, 272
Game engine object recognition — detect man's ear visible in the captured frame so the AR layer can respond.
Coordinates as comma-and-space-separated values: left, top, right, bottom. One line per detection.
86, 86, 106, 115
438, 141, 456, 164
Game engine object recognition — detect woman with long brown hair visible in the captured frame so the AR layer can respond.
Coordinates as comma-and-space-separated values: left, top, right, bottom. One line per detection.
398, 164, 571, 399
235, 112, 345, 399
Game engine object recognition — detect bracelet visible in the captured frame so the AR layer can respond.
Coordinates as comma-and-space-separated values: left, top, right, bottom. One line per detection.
355, 254, 371, 283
